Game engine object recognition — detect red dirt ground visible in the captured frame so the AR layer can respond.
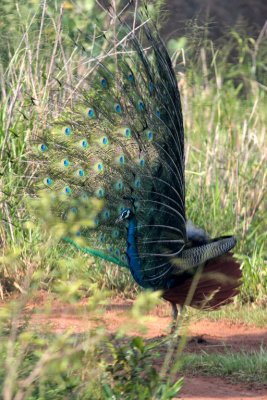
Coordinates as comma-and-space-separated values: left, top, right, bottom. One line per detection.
179, 376, 266, 400
11, 293, 267, 399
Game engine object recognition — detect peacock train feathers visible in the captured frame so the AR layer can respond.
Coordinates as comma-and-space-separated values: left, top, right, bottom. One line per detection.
30, 5, 241, 308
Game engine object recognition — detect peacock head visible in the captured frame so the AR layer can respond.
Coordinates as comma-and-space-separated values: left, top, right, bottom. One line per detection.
115, 208, 134, 223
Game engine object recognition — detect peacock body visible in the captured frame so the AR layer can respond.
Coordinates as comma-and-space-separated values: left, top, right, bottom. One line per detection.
31, 7, 241, 311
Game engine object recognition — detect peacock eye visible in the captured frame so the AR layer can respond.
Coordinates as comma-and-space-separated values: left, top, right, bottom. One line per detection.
88, 108, 95, 118
138, 100, 145, 111
96, 188, 105, 198
125, 128, 131, 137
82, 140, 88, 148
147, 131, 153, 141
115, 180, 123, 190
40, 144, 48, 152
134, 178, 141, 188
45, 178, 53, 186
101, 78, 107, 88
115, 104, 122, 113
149, 82, 154, 92
128, 72, 134, 82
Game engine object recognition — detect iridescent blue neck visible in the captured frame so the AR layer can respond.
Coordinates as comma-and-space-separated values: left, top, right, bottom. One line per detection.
126, 216, 148, 288
126, 216, 175, 290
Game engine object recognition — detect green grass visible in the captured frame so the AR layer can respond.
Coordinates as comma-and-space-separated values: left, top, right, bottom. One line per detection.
190, 304, 267, 328
181, 348, 267, 384
179, 32, 267, 303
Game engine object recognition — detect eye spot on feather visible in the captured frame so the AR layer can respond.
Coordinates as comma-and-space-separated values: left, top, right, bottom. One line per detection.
115, 154, 125, 165
135, 201, 141, 211
81, 193, 89, 201
115, 249, 120, 257
115, 104, 122, 113
112, 229, 120, 239
70, 207, 78, 214
121, 254, 127, 262
65, 127, 71, 136
76, 231, 81, 236
101, 78, 107, 88
138, 100, 145, 111
115, 180, 123, 190
93, 162, 104, 173
108, 246, 113, 253
99, 233, 105, 243
147, 131, 153, 141
139, 158, 145, 167
39, 144, 48, 152
156, 109, 161, 118
63, 159, 70, 167
127, 72, 134, 82
125, 128, 131, 138
96, 188, 105, 198
102, 136, 108, 145
65, 186, 71, 194
94, 218, 99, 227
45, 178, 53, 186
88, 108, 95, 118
102, 209, 110, 219
78, 169, 85, 177
134, 178, 141, 189
149, 82, 154, 93
81, 139, 88, 148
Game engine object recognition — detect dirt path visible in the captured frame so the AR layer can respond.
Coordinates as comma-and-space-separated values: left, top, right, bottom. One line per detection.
26, 296, 267, 351
179, 376, 266, 400
17, 294, 267, 399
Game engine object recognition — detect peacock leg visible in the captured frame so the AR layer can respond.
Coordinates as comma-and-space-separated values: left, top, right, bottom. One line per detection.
170, 303, 183, 333
170, 302, 177, 333
171, 302, 178, 321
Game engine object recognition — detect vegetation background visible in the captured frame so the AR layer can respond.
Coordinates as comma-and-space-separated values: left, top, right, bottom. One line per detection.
0, 1, 266, 399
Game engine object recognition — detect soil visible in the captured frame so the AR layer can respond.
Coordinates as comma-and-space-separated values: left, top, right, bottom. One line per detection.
179, 376, 266, 400
19, 292, 267, 400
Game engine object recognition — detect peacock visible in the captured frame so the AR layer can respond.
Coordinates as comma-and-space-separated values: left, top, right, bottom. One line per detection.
31, 5, 241, 325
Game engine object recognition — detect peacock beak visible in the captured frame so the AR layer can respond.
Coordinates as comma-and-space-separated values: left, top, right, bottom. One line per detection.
115, 216, 123, 224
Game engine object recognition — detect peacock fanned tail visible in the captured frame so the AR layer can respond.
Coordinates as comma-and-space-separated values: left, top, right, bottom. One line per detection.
30, 4, 241, 303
